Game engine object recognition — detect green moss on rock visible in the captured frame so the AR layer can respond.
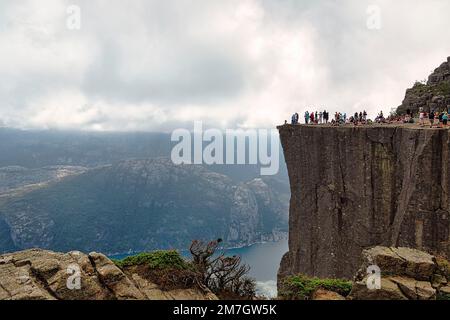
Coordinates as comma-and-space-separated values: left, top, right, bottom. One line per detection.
280, 274, 352, 300
436, 256, 450, 280
437, 292, 450, 300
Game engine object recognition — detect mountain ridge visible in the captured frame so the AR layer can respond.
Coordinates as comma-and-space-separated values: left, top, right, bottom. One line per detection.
0, 158, 288, 255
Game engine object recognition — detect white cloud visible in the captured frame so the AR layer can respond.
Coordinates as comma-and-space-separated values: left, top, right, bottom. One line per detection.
0, 0, 450, 131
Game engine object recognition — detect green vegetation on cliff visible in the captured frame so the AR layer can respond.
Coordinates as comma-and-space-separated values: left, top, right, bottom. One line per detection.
410, 81, 450, 96
113, 250, 190, 270
280, 274, 352, 300
112, 241, 256, 300
397, 57, 450, 114
437, 292, 450, 300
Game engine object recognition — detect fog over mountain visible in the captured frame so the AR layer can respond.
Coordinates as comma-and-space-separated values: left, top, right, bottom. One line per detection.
1, 0, 450, 131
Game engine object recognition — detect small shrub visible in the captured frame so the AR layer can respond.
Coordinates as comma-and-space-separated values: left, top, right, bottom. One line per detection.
190, 239, 256, 300
437, 292, 450, 300
113, 250, 189, 270
413, 81, 427, 89
113, 251, 201, 290
281, 274, 352, 300
435, 82, 450, 95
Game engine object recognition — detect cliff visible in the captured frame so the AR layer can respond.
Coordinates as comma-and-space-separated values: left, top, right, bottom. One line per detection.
0, 249, 217, 300
397, 56, 450, 114
278, 124, 450, 281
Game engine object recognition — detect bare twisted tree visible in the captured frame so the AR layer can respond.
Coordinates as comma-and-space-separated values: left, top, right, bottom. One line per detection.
189, 239, 255, 299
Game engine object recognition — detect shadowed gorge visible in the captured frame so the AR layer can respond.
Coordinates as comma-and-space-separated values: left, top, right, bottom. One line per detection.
278, 125, 450, 282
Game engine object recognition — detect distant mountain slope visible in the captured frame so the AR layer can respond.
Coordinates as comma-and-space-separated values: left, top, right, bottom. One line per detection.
0, 128, 170, 168
0, 216, 17, 253
0, 128, 288, 183
0, 158, 288, 255
0, 166, 87, 194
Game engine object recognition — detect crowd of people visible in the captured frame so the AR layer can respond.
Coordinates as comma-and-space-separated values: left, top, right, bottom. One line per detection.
419, 108, 449, 128
290, 110, 373, 126
296, 111, 331, 125
386, 108, 450, 128
386, 113, 414, 124
288, 107, 450, 128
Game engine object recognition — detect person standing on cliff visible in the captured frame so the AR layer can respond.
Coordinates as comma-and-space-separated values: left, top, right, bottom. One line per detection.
310, 111, 315, 124
429, 110, 435, 128
438, 111, 444, 127
443, 112, 448, 127
435, 112, 440, 127
304, 111, 310, 124
319, 111, 323, 124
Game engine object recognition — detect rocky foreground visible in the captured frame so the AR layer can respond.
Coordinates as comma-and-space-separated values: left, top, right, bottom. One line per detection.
0, 249, 217, 300
349, 246, 450, 300
1, 246, 449, 300
279, 246, 450, 300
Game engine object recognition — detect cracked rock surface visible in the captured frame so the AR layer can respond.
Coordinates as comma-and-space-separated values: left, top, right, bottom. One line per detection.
0, 249, 217, 300
349, 246, 450, 300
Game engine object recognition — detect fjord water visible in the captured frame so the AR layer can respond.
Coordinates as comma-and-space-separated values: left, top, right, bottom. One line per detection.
111, 239, 288, 298
227, 239, 288, 297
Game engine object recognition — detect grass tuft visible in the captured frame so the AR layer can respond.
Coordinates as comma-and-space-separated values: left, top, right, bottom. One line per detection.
113, 250, 189, 270
280, 274, 352, 300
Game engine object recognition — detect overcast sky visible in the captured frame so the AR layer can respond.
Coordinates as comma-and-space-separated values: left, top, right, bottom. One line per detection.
1, 0, 450, 132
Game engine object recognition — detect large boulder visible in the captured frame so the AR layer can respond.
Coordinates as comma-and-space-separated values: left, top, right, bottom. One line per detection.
88, 252, 145, 300
349, 246, 448, 300
312, 288, 346, 300
391, 277, 436, 300
356, 247, 436, 281
0, 249, 112, 300
350, 277, 408, 300
440, 286, 450, 295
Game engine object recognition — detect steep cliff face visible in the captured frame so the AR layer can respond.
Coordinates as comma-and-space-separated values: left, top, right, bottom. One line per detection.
278, 125, 450, 281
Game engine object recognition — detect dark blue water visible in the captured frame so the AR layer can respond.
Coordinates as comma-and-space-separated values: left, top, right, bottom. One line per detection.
228, 240, 288, 297
227, 240, 288, 281
111, 239, 288, 297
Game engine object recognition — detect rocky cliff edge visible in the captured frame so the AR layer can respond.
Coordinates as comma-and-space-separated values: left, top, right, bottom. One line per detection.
278, 125, 450, 281
0, 249, 217, 300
